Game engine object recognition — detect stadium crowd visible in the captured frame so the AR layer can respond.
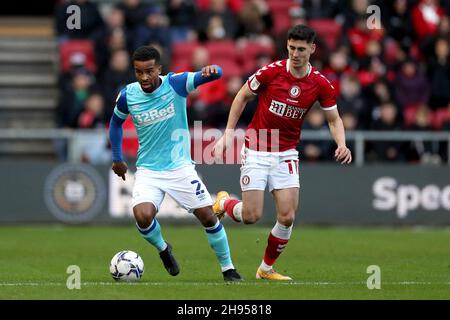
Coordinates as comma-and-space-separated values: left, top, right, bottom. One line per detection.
54, 0, 450, 164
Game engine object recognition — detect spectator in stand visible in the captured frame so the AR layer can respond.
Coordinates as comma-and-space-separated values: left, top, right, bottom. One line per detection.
134, 6, 171, 54
368, 102, 406, 162
383, 0, 415, 52
197, 0, 238, 41
301, 0, 345, 20
406, 104, 441, 164
207, 75, 244, 128
337, 74, 369, 128
57, 69, 96, 128
77, 93, 111, 164
77, 92, 105, 129
166, 0, 198, 43
196, 0, 243, 14
187, 46, 227, 125
427, 37, 450, 109
411, 0, 445, 42
92, 6, 132, 76
236, 0, 273, 38
274, 6, 329, 65
117, 0, 149, 32
342, 0, 371, 31
357, 39, 394, 88
55, 0, 104, 40
346, 15, 384, 60
322, 49, 354, 95
394, 59, 430, 109
298, 106, 333, 162
100, 49, 135, 122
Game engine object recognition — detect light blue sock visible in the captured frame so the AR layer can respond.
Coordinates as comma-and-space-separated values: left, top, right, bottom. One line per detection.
205, 220, 234, 272
136, 219, 167, 252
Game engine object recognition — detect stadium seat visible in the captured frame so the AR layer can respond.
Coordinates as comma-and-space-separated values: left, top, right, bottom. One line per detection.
211, 58, 242, 79
240, 40, 275, 60
205, 40, 237, 61
308, 19, 342, 50
238, 40, 276, 74
267, 0, 295, 34
59, 39, 96, 73
171, 40, 201, 64
432, 108, 450, 130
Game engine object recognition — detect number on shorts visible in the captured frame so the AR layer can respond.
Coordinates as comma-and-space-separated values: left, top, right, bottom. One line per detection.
190, 180, 205, 195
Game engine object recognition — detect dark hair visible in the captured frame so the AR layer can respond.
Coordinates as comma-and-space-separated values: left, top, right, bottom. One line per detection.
287, 24, 316, 43
132, 46, 161, 64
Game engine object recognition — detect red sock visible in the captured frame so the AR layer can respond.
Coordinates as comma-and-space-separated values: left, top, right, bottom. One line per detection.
224, 199, 241, 222
263, 233, 289, 266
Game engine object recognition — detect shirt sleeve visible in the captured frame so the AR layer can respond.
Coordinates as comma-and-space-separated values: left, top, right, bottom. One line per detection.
109, 87, 128, 161
169, 65, 223, 97
246, 62, 277, 94
318, 77, 337, 110
113, 87, 129, 119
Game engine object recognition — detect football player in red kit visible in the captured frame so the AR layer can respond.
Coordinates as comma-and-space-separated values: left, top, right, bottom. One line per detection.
213, 25, 352, 280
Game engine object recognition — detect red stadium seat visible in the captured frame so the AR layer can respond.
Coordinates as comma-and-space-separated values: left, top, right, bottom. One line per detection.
172, 41, 201, 64
205, 40, 237, 61
308, 19, 342, 50
240, 40, 275, 60
212, 58, 242, 79
238, 40, 276, 74
404, 105, 419, 128
432, 108, 450, 130
59, 40, 96, 73
267, 0, 295, 34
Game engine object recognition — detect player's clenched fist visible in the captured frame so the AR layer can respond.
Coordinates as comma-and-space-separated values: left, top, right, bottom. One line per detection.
112, 161, 128, 180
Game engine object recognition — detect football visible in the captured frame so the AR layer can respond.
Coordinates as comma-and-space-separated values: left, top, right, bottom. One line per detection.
109, 250, 144, 282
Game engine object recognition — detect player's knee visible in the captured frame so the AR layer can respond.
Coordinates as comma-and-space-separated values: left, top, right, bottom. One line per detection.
194, 207, 217, 228
242, 216, 259, 224
277, 211, 295, 226
133, 208, 153, 229
242, 209, 261, 224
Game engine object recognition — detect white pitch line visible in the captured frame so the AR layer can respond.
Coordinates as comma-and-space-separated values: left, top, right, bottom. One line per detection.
0, 281, 449, 287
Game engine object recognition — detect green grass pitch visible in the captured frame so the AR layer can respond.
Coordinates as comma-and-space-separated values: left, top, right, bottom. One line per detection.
0, 225, 449, 299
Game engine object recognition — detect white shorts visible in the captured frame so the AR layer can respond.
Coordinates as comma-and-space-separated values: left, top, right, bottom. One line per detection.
240, 147, 300, 192
132, 164, 213, 213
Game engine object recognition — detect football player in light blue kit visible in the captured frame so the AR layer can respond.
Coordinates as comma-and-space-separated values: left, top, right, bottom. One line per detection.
109, 46, 242, 281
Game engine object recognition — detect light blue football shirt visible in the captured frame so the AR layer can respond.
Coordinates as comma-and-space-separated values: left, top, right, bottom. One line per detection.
113, 72, 197, 171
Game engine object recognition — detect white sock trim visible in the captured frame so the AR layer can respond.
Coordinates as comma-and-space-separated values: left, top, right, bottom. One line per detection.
220, 199, 226, 210
221, 265, 235, 272
259, 260, 272, 272
271, 221, 293, 240
205, 219, 220, 231
136, 220, 155, 232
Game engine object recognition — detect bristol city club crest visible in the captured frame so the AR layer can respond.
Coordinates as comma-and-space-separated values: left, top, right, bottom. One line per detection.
289, 85, 301, 98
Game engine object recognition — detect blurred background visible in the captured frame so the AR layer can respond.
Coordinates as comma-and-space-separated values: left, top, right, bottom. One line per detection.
0, 0, 449, 226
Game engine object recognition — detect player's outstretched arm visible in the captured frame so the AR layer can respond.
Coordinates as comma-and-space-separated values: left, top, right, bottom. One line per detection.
213, 83, 255, 161
109, 114, 128, 180
324, 108, 352, 164
193, 64, 223, 87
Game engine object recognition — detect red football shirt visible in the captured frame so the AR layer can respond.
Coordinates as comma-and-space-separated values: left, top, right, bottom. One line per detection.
246, 59, 337, 152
